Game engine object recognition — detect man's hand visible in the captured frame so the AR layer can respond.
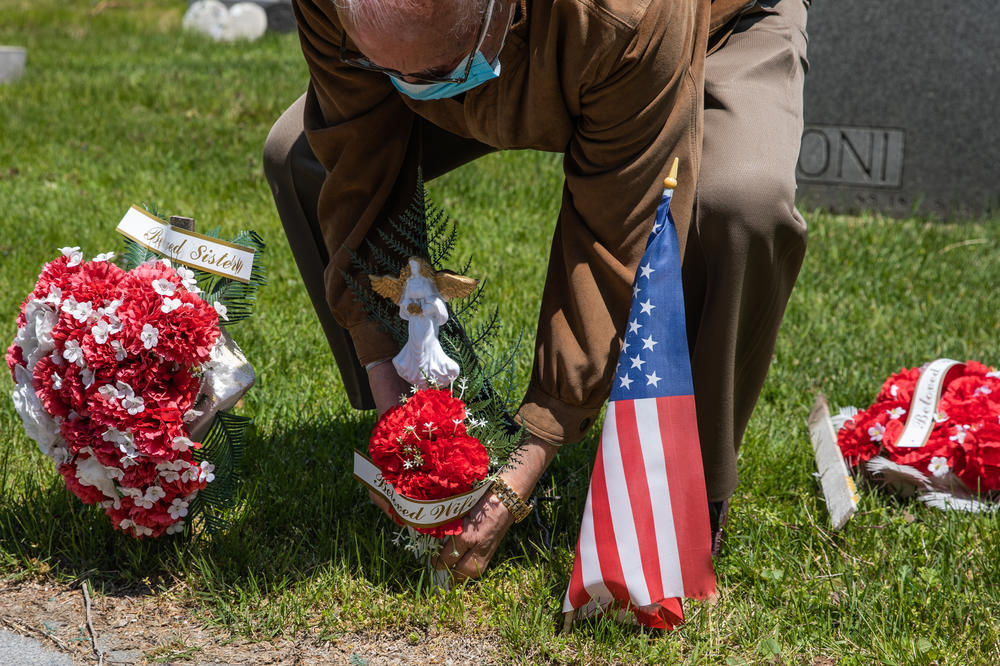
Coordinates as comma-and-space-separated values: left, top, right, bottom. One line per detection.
432, 433, 558, 581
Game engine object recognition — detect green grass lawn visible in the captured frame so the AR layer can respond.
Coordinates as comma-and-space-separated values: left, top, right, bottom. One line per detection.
2, 2, 1000, 663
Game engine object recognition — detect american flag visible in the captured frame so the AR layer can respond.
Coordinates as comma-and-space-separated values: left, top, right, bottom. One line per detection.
563, 166, 716, 629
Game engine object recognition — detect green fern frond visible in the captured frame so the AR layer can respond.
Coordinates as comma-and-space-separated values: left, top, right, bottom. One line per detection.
119, 237, 162, 271
187, 411, 251, 535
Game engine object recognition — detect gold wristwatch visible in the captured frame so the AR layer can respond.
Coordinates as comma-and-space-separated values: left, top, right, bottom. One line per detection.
491, 477, 533, 523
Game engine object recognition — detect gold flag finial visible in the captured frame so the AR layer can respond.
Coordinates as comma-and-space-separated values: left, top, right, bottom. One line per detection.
663, 157, 679, 190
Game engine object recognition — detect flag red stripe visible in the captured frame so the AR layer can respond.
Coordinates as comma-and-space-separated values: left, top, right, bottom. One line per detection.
612, 400, 666, 605
588, 441, 630, 601
657, 395, 716, 597
566, 532, 589, 608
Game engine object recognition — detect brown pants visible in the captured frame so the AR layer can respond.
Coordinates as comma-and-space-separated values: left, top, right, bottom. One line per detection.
263, 0, 809, 501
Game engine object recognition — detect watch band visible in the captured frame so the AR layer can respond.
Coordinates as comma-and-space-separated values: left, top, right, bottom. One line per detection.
491, 477, 533, 523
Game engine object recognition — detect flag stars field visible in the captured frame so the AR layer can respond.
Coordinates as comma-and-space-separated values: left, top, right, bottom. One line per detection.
617, 264, 660, 394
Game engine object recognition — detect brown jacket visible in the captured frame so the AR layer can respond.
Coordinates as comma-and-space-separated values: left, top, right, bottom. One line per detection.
292, 0, 752, 444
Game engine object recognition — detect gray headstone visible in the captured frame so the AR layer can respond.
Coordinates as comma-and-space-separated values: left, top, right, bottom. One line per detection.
189, 0, 295, 33
0, 46, 26, 84
795, 2, 999, 218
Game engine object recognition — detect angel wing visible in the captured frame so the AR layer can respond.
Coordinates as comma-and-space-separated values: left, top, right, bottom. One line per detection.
434, 271, 478, 301
369, 273, 404, 304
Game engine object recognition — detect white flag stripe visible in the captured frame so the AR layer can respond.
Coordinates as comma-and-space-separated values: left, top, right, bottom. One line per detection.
601, 405, 653, 607
634, 398, 684, 596
573, 482, 614, 608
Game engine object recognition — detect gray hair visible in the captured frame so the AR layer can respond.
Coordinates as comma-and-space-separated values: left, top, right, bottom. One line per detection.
336, 0, 489, 41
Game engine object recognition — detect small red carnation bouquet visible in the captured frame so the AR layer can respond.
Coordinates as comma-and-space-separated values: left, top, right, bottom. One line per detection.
834, 359, 1000, 511
367, 385, 491, 538
6, 207, 264, 537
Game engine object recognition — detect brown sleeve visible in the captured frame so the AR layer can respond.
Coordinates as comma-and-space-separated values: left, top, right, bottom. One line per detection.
292, 0, 418, 366
517, 0, 708, 444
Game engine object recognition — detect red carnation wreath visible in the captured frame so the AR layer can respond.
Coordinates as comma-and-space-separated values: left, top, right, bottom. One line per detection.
836, 360, 1000, 505
7, 248, 223, 537
369, 388, 489, 537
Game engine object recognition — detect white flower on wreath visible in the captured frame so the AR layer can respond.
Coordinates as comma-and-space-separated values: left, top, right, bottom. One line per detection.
152, 278, 176, 296
168, 497, 189, 520
92, 251, 116, 262
62, 339, 85, 367
43, 285, 62, 307
91, 319, 113, 344
158, 460, 186, 482
176, 266, 200, 293
115, 381, 145, 415
102, 427, 133, 446
975, 385, 992, 396
934, 410, 948, 424
140, 323, 159, 350
103, 299, 123, 317
180, 463, 200, 484
886, 407, 906, 420
198, 461, 216, 483
928, 456, 950, 478
213, 301, 228, 321
867, 422, 886, 443
98, 385, 122, 405
110, 340, 127, 362
58, 246, 83, 267
62, 297, 94, 323
165, 521, 185, 535
118, 442, 141, 468
171, 436, 193, 453
161, 297, 182, 314
134, 486, 166, 510
949, 425, 970, 445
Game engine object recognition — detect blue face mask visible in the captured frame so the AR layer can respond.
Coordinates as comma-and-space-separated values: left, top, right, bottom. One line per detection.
390, 51, 501, 101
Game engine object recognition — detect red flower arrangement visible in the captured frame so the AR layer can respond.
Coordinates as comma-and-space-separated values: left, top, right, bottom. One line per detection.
7, 247, 223, 537
837, 361, 1000, 496
369, 387, 489, 537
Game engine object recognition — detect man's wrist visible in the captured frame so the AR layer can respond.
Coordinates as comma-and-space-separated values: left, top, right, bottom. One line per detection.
502, 433, 559, 499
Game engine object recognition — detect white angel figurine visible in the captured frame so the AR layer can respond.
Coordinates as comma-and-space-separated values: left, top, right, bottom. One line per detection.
369, 257, 478, 389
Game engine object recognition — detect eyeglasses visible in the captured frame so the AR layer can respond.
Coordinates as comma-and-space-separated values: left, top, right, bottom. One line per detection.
339, 0, 497, 84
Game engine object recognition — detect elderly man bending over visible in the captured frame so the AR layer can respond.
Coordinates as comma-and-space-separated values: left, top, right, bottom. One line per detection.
264, 0, 809, 579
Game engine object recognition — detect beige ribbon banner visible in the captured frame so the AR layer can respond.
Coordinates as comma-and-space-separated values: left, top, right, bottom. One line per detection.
353, 451, 491, 529
115, 206, 255, 283
896, 358, 964, 448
